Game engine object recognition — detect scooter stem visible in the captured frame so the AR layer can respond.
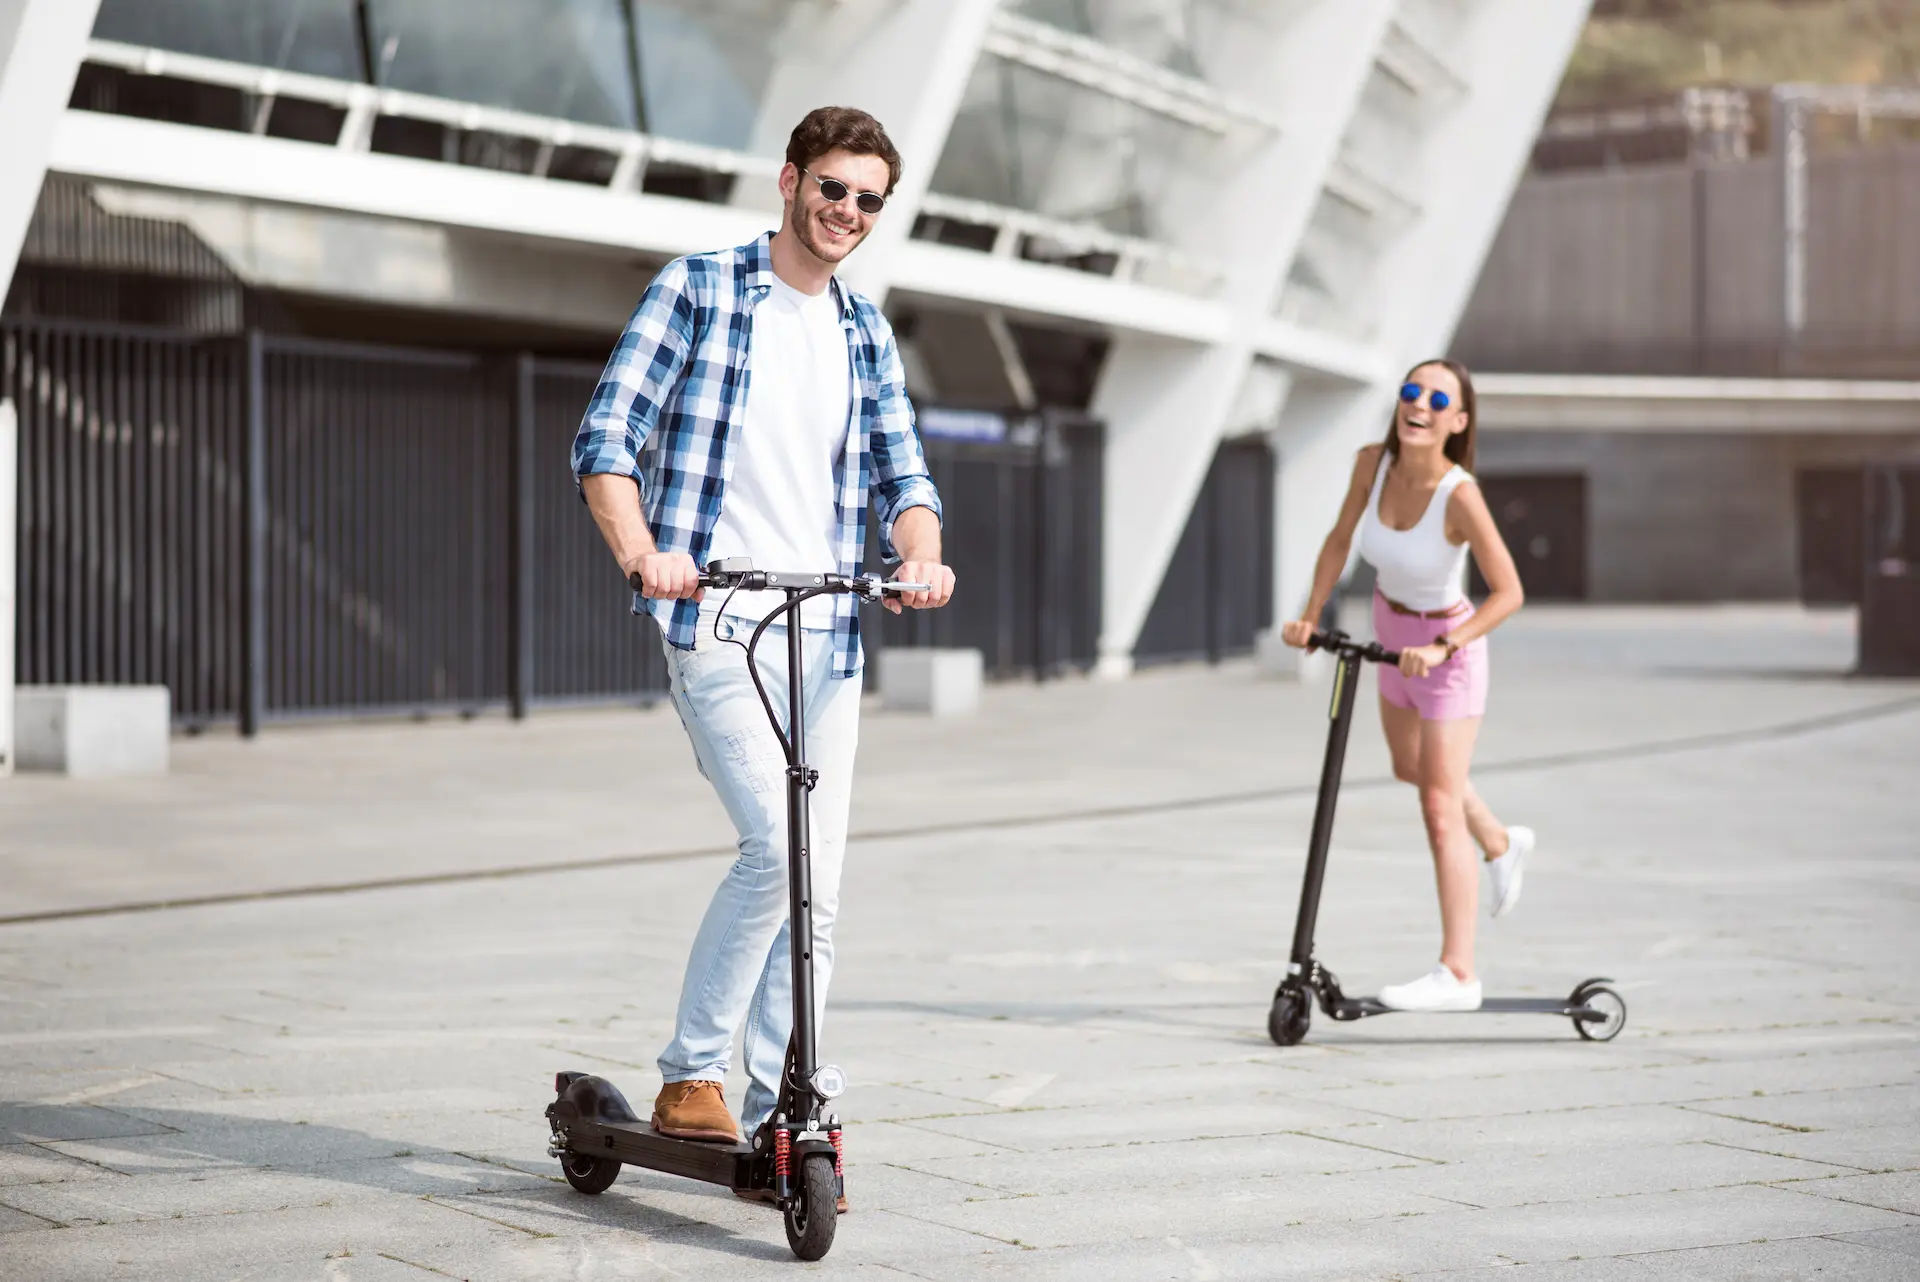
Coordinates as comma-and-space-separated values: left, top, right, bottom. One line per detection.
1287, 651, 1365, 975
784, 607, 818, 1113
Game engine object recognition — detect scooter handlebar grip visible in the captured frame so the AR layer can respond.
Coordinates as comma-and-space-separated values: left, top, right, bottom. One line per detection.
626, 569, 727, 593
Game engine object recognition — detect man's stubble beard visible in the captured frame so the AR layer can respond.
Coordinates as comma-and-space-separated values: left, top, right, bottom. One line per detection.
790, 196, 868, 266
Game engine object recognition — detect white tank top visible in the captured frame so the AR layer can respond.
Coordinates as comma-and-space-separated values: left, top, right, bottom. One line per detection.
1357, 453, 1473, 612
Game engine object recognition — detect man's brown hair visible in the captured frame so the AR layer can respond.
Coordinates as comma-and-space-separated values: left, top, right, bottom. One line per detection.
786, 106, 903, 196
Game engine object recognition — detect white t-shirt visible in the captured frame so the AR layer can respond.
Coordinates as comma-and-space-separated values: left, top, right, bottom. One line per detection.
703, 274, 851, 631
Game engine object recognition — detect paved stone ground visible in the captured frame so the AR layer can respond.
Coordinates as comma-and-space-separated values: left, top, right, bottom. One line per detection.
1, 607, 1916, 1279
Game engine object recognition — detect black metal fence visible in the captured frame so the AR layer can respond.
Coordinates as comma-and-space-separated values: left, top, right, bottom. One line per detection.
5, 318, 1106, 730
525, 357, 672, 706
1134, 436, 1276, 665
4, 321, 246, 724
867, 413, 1104, 684
260, 338, 513, 720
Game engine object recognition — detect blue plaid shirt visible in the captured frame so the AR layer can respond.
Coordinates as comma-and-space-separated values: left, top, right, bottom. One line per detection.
572, 232, 942, 678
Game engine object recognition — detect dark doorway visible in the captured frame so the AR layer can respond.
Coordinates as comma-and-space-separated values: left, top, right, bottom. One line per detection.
1796, 466, 1865, 605
1860, 465, 1920, 676
1470, 474, 1588, 600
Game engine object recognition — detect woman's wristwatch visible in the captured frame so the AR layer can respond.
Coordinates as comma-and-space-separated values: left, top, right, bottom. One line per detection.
1438, 636, 1461, 661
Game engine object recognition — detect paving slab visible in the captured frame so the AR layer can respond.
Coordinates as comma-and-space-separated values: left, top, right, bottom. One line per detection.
1836, 1222, 1920, 1260
0, 612, 1915, 1278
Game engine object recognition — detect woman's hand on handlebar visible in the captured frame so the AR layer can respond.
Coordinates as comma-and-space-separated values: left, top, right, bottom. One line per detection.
1397, 643, 1449, 679
626, 551, 705, 602
1279, 618, 1318, 650
885, 561, 955, 615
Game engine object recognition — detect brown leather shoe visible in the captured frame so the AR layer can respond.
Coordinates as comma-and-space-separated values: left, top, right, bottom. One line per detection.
651, 1080, 738, 1143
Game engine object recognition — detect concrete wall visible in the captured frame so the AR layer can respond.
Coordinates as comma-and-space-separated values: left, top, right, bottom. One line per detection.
1456, 142, 1920, 379
1477, 430, 1920, 601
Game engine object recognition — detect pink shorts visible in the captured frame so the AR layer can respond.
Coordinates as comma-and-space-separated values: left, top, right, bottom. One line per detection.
1372, 591, 1489, 721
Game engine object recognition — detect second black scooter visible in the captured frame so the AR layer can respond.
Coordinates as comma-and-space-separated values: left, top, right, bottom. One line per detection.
545, 558, 926, 1262
1266, 630, 1627, 1047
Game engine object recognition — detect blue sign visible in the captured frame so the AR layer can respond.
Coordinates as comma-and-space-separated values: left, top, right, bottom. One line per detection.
918, 407, 1007, 443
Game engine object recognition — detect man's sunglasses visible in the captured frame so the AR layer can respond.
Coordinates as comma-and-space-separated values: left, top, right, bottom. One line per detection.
1399, 382, 1453, 412
802, 168, 886, 215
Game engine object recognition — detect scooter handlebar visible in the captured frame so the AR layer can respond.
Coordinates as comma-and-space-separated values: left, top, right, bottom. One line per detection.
1307, 630, 1402, 665
626, 560, 928, 601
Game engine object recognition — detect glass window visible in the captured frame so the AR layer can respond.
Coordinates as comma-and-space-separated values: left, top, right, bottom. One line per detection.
930, 56, 1213, 241
92, 0, 364, 80
1003, 0, 1270, 80
630, 0, 793, 151
364, 0, 639, 128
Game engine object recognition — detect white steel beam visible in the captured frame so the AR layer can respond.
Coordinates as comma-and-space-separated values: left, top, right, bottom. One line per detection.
983, 10, 1282, 135
47, 107, 1386, 387
0, 398, 14, 777
1269, 0, 1594, 647
0, 0, 103, 300
1, 0, 103, 771
1088, 0, 1399, 674
51, 110, 774, 260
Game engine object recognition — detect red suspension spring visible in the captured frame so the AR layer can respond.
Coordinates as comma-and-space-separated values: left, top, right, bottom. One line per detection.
829, 1128, 844, 1178
773, 1126, 791, 1179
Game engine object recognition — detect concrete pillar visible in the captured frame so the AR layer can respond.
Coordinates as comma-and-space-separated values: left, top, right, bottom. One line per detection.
1090, 338, 1249, 677
1266, 0, 1595, 666
1090, 0, 1397, 672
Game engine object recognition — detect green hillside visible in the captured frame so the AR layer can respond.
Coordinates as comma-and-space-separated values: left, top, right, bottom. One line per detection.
1555, 0, 1920, 109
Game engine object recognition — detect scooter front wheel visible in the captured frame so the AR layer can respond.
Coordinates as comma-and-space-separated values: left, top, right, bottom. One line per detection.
1268, 986, 1312, 1046
784, 1152, 838, 1260
560, 1152, 620, 1194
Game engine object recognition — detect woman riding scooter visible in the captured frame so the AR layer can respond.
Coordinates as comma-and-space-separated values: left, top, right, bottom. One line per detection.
1280, 358, 1532, 1012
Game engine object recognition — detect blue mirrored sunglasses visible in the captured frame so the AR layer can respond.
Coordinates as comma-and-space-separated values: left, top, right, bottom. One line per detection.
1399, 382, 1452, 412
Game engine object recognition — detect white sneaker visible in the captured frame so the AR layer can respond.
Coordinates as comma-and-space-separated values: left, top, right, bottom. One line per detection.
1379, 965, 1483, 1012
1487, 825, 1533, 919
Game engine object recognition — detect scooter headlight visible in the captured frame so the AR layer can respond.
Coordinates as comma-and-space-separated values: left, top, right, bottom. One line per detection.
810, 1065, 847, 1100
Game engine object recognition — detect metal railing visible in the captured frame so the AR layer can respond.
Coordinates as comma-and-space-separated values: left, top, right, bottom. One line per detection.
73, 39, 1215, 294
80, 38, 777, 191
912, 192, 1225, 294
4, 317, 1106, 731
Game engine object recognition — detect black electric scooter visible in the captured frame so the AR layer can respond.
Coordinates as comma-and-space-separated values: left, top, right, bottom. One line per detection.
546, 557, 927, 1262
1266, 630, 1627, 1047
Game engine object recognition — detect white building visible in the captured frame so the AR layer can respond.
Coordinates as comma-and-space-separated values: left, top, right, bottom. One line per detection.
0, 0, 1592, 727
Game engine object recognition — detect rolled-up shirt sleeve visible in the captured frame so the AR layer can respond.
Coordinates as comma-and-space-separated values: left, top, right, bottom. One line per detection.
868, 329, 942, 562
571, 259, 695, 493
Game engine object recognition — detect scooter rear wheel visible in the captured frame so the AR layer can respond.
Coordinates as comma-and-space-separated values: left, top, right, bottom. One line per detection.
1572, 983, 1627, 1042
784, 1152, 838, 1260
1268, 987, 1312, 1046
560, 1152, 621, 1194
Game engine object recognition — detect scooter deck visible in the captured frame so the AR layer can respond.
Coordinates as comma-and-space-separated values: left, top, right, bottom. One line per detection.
566, 1116, 757, 1187
1332, 995, 1605, 1020
548, 1071, 759, 1189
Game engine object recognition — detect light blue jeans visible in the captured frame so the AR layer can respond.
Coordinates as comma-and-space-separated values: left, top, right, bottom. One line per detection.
656, 612, 861, 1137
